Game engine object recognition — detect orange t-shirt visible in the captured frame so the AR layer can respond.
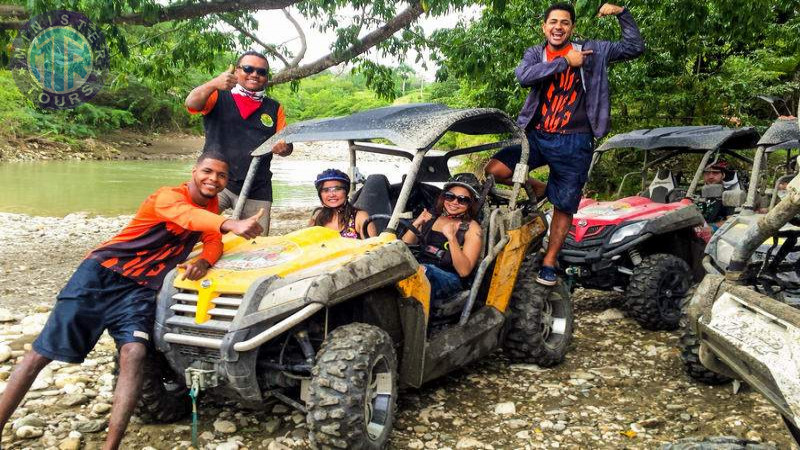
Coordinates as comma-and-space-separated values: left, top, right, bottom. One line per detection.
88, 183, 226, 290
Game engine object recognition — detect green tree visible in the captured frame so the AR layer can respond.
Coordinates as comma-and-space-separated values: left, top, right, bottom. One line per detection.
0, 0, 477, 99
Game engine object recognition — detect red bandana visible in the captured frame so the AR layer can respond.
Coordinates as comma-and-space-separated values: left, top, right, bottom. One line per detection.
231, 94, 262, 120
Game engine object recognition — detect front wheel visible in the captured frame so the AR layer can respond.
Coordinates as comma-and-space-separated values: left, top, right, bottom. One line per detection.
679, 287, 732, 385
504, 260, 574, 367
626, 253, 692, 330
307, 323, 397, 450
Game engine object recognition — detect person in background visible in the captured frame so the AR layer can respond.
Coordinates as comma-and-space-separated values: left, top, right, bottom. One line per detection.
186, 50, 292, 236
700, 161, 737, 231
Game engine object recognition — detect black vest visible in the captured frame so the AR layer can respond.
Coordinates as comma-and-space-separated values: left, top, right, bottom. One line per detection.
202, 90, 281, 201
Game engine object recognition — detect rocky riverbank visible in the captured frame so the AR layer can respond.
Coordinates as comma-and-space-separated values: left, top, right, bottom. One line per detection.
0, 211, 794, 449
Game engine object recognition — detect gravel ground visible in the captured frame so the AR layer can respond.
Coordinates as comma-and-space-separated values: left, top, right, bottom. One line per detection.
0, 211, 795, 450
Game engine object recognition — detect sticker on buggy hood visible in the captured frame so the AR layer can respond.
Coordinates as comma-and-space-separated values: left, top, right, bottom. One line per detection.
580, 202, 632, 218
214, 241, 301, 270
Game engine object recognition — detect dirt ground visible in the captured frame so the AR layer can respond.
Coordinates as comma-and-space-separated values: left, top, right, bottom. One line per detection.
0, 209, 795, 450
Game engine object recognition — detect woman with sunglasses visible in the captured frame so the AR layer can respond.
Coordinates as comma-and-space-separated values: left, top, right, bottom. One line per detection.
309, 169, 375, 239
403, 179, 483, 304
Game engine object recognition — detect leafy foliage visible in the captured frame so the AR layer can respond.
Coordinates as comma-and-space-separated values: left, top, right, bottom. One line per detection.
432, 0, 800, 126
271, 72, 393, 121
0, 0, 478, 101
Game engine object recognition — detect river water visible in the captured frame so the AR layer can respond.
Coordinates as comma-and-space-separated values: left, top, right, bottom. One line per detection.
0, 158, 412, 216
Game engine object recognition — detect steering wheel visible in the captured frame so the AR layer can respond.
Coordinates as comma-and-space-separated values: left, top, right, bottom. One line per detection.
362, 214, 424, 243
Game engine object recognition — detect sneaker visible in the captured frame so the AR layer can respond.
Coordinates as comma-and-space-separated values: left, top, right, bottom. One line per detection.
536, 265, 558, 286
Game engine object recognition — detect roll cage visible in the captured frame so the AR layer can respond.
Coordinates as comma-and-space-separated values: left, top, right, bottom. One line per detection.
589, 125, 760, 199
232, 103, 531, 233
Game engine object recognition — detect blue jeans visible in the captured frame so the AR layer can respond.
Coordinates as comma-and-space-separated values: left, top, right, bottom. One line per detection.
491, 130, 594, 214
422, 264, 463, 305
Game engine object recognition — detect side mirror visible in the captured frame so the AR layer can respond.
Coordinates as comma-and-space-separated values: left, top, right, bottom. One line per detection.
701, 184, 723, 199
722, 190, 746, 207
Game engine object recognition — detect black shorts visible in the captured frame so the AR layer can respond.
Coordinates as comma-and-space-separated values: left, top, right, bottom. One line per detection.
33, 259, 157, 363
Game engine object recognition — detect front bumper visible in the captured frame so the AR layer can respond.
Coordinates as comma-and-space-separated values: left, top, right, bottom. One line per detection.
560, 233, 652, 265
688, 275, 800, 430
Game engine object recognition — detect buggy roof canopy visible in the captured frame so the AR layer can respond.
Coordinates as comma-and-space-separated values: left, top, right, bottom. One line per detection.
597, 126, 760, 152
252, 103, 520, 156
757, 118, 800, 150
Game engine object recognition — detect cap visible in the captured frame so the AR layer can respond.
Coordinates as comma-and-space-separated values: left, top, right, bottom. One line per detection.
703, 161, 729, 173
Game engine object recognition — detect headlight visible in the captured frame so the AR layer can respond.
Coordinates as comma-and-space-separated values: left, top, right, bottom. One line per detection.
608, 221, 647, 245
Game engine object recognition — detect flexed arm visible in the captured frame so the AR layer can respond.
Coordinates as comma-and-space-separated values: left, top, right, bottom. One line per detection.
442, 221, 482, 277
602, 4, 645, 62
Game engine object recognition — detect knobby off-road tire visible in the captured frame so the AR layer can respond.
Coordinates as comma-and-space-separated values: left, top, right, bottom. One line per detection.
679, 287, 732, 385
504, 259, 574, 367
626, 253, 692, 330
114, 350, 192, 423
307, 323, 398, 450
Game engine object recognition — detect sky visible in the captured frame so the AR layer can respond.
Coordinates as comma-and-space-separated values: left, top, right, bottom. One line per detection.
251, 5, 482, 81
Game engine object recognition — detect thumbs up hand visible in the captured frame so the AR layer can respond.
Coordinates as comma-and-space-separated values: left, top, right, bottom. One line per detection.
221, 208, 265, 239
212, 64, 237, 91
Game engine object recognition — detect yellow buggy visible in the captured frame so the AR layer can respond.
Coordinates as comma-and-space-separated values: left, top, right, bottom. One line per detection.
145, 104, 574, 449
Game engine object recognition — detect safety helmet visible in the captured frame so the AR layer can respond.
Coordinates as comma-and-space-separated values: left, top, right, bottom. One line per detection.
314, 169, 351, 192
443, 173, 480, 200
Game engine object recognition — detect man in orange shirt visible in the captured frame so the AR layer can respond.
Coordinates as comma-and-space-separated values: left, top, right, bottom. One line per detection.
0, 153, 262, 449
186, 50, 292, 236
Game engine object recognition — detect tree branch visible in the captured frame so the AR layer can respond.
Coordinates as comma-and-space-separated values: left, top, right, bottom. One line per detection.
282, 9, 306, 68
0, 0, 300, 29
222, 17, 291, 68
118, 0, 299, 26
270, 1, 424, 85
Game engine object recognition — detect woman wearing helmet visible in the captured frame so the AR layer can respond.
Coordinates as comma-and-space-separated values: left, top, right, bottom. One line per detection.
309, 169, 375, 239
402, 178, 483, 303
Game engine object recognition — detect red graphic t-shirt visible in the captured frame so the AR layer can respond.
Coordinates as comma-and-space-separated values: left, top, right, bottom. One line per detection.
533, 44, 591, 134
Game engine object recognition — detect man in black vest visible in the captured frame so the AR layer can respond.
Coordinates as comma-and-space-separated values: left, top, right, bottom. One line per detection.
186, 50, 292, 235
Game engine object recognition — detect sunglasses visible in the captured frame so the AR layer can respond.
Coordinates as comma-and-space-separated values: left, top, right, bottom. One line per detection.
442, 191, 473, 206
238, 65, 268, 77
320, 186, 346, 194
